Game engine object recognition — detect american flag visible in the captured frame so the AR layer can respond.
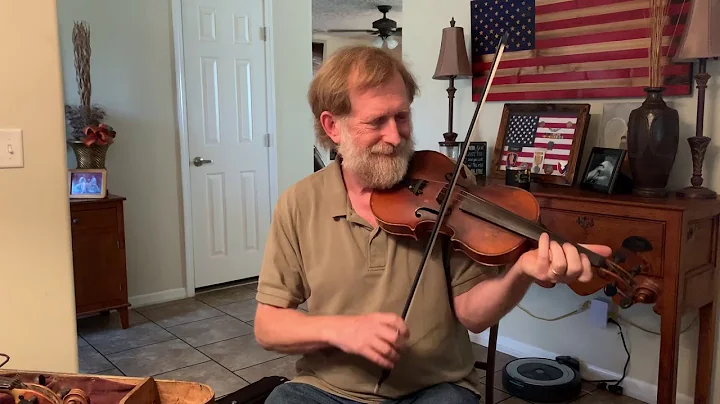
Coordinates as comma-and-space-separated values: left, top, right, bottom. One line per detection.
470, 0, 693, 101
500, 113, 577, 176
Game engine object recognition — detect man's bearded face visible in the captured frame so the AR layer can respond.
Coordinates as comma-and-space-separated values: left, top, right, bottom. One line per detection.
336, 120, 415, 190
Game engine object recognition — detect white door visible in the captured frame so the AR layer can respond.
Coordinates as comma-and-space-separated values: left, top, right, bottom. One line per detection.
181, 0, 272, 288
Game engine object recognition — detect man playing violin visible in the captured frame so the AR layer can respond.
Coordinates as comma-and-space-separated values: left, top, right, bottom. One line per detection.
253, 46, 612, 404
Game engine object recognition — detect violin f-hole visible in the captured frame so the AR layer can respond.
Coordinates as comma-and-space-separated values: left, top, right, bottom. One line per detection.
415, 206, 440, 218
415, 206, 454, 219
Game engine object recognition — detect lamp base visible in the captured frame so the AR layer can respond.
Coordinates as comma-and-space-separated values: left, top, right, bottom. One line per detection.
676, 136, 717, 199
676, 186, 717, 199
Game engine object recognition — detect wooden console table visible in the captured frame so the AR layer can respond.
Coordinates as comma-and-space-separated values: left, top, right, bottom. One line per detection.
525, 183, 719, 404
69, 195, 130, 329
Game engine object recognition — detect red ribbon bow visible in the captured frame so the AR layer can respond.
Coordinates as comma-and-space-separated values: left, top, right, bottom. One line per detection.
82, 123, 116, 147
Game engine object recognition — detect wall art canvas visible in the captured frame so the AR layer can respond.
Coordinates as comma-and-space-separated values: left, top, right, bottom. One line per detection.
470, 0, 694, 102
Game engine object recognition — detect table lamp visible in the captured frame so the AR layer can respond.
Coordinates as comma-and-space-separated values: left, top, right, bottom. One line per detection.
433, 18, 473, 160
673, 0, 720, 199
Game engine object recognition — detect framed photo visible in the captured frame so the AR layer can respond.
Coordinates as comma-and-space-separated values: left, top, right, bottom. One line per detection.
490, 103, 591, 186
462, 141, 487, 177
68, 169, 107, 199
579, 147, 627, 194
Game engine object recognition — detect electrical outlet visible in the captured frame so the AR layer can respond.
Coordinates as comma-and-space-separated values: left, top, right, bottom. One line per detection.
589, 298, 610, 328
0, 129, 24, 168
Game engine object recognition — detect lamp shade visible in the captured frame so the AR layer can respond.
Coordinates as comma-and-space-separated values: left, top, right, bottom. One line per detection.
674, 0, 720, 62
433, 18, 472, 79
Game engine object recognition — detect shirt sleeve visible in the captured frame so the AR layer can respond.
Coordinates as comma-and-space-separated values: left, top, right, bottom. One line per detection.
447, 251, 501, 297
255, 189, 309, 309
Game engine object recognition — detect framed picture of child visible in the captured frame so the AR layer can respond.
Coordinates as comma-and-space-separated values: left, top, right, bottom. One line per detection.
68, 168, 107, 199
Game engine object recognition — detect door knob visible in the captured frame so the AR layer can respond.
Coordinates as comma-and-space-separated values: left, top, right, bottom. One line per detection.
193, 157, 213, 167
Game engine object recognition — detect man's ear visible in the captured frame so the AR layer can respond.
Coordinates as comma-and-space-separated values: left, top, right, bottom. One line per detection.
320, 111, 342, 145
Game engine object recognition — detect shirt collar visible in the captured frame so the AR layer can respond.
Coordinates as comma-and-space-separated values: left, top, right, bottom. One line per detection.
324, 159, 372, 228
325, 159, 350, 219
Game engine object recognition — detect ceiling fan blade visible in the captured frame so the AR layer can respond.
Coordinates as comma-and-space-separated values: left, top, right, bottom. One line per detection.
317, 29, 377, 33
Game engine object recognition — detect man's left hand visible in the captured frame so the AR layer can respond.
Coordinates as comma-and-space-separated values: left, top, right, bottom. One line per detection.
516, 233, 612, 284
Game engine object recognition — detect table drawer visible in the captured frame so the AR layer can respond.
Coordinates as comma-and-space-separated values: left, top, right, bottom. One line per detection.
70, 207, 118, 232
539, 208, 665, 278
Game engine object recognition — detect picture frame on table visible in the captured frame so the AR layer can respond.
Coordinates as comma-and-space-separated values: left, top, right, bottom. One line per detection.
489, 103, 591, 186
68, 168, 107, 199
579, 147, 631, 194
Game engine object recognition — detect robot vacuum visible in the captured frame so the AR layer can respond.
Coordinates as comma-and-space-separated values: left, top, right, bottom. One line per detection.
502, 357, 582, 403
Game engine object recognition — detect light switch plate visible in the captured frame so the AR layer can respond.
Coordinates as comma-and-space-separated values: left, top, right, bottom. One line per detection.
0, 129, 24, 168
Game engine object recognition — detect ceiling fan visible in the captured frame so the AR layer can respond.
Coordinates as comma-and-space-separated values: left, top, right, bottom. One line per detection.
316, 5, 402, 49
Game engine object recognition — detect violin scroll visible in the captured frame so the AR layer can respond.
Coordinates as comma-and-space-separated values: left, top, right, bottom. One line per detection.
565, 245, 661, 309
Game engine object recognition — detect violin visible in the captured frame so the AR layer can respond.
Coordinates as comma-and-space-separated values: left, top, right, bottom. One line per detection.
369, 32, 660, 393
371, 149, 661, 307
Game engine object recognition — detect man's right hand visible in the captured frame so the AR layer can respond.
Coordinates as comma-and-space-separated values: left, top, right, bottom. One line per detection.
326, 312, 410, 369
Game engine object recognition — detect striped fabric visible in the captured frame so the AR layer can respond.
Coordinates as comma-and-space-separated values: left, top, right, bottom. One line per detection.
470, 0, 693, 101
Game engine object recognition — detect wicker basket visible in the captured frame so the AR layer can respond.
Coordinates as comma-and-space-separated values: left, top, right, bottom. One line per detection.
68, 140, 109, 169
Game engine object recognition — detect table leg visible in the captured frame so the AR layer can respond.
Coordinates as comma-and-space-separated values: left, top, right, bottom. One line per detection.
658, 282, 682, 404
118, 307, 130, 329
695, 301, 716, 404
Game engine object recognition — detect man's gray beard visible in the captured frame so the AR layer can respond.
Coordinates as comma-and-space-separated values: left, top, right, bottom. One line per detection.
336, 125, 415, 190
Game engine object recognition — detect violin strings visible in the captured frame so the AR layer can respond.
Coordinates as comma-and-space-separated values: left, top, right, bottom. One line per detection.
411, 178, 637, 287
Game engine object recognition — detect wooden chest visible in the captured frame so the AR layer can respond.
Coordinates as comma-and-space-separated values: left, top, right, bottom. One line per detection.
69, 195, 130, 329
528, 184, 720, 404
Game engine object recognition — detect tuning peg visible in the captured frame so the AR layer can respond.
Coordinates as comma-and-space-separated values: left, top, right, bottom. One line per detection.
604, 283, 618, 297
611, 250, 627, 263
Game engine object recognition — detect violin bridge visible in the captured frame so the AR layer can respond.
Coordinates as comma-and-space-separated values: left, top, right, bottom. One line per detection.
407, 179, 427, 196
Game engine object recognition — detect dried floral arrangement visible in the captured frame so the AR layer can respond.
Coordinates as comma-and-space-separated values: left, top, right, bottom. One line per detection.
648, 0, 680, 88
65, 21, 114, 146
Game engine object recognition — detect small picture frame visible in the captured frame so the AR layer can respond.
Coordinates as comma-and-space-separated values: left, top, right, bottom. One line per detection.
69, 169, 107, 199
579, 147, 627, 194
490, 103, 591, 186
461, 141, 487, 178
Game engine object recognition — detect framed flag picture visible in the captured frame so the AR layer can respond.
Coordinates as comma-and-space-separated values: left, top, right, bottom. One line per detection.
469, 0, 693, 102
490, 103, 590, 186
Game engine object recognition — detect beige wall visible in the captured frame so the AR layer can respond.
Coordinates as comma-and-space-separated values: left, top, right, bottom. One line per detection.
56, 0, 314, 303
403, 0, 719, 402
0, 1, 78, 372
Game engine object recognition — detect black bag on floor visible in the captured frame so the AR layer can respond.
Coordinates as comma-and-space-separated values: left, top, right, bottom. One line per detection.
216, 376, 288, 404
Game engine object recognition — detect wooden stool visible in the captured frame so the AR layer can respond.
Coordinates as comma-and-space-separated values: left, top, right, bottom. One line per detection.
474, 323, 500, 403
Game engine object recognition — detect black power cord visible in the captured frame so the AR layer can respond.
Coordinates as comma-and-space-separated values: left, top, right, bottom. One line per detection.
581, 318, 629, 396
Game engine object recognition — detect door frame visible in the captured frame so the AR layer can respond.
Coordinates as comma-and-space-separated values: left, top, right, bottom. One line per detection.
170, 0, 279, 298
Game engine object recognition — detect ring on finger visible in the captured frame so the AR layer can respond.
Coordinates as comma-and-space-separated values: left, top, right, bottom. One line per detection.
551, 268, 564, 276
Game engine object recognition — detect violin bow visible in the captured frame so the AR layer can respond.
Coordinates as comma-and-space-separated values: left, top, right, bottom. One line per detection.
374, 31, 510, 394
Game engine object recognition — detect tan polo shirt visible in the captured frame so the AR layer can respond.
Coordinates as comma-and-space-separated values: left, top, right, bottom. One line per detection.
256, 159, 498, 403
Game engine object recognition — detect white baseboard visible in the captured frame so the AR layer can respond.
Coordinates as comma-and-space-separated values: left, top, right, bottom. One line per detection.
129, 288, 187, 308
469, 332, 693, 404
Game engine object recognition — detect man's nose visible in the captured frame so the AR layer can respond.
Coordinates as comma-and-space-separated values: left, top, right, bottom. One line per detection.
382, 119, 402, 146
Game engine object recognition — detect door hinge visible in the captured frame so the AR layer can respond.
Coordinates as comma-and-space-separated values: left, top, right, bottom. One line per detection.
260, 26, 267, 41
264, 133, 271, 147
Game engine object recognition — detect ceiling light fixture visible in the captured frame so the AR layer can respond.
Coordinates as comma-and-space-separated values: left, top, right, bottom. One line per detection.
386, 36, 398, 49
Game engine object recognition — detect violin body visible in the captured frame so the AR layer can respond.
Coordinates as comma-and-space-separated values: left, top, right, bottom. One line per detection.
371, 150, 540, 267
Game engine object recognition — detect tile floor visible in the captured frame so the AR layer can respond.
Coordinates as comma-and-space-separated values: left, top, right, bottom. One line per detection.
77, 282, 645, 403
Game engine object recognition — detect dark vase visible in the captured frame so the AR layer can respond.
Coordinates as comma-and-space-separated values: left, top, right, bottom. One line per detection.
626, 87, 679, 197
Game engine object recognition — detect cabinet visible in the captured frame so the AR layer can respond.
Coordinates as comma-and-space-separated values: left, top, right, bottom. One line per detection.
69, 195, 130, 329
527, 183, 719, 404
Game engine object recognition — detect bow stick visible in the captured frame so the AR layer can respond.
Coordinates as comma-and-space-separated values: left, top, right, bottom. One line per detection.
373, 31, 509, 394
